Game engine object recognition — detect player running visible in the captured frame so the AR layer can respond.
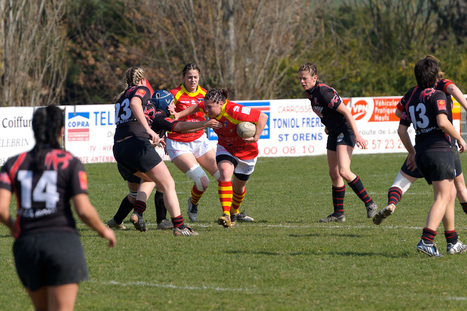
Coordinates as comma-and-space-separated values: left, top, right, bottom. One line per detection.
175, 88, 268, 227
169, 63, 254, 222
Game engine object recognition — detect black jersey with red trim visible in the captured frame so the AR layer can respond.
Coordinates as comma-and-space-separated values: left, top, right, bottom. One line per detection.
400, 88, 451, 152
114, 86, 154, 141
0, 148, 88, 238
397, 79, 454, 122
151, 110, 180, 138
305, 82, 349, 134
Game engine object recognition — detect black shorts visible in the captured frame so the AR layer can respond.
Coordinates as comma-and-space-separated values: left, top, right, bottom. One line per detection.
117, 163, 141, 183
13, 231, 89, 291
415, 150, 456, 184
326, 128, 355, 151
216, 154, 251, 181
452, 145, 463, 177
400, 157, 425, 178
113, 136, 162, 176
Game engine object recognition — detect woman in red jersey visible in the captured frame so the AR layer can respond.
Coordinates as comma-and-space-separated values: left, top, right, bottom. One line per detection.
169, 63, 254, 222
0, 105, 116, 311
176, 88, 268, 227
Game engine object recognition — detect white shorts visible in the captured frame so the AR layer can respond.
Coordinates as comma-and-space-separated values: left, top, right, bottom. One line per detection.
166, 136, 214, 161
217, 145, 257, 176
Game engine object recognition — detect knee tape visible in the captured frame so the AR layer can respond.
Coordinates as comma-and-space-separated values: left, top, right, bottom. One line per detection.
212, 170, 220, 181
391, 172, 412, 194
186, 164, 209, 191
129, 190, 138, 199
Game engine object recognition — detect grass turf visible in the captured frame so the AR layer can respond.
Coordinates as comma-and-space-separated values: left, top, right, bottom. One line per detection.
1, 153, 467, 310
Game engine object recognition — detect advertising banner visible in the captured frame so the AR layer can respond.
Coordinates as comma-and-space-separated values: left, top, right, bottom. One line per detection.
0, 97, 463, 165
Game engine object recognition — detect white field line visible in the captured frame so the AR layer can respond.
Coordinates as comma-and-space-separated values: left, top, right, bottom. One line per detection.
91, 280, 253, 292
447, 297, 467, 301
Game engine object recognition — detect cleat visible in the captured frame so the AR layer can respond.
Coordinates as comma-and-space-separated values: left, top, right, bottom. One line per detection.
319, 213, 346, 223
130, 212, 147, 232
365, 201, 378, 218
187, 197, 198, 222
237, 212, 254, 222
373, 204, 395, 225
107, 218, 127, 230
416, 239, 443, 257
173, 226, 199, 236
157, 219, 174, 230
218, 214, 232, 228
447, 240, 467, 255
230, 213, 237, 227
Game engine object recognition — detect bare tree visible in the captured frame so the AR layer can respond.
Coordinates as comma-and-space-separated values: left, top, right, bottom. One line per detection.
0, 0, 66, 107
137, 0, 312, 100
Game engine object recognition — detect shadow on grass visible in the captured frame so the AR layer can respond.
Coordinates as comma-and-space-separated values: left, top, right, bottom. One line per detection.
288, 233, 363, 238
226, 249, 409, 258
289, 233, 321, 237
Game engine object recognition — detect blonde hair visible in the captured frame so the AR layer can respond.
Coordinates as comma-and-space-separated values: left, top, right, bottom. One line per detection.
125, 67, 145, 87
118, 67, 145, 99
298, 63, 318, 76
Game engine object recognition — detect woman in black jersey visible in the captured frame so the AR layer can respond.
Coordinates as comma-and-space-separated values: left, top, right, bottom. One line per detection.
298, 63, 378, 223
398, 58, 467, 257
113, 67, 199, 236
0, 105, 116, 311
108, 89, 220, 231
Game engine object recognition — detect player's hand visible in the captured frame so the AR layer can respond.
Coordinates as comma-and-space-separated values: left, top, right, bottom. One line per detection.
205, 119, 222, 129
243, 137, 258, 143
355, 135, 368, 149
324, 127, 328, 135
171, 110, 180, 120
458, 138, 466, 154
407, 153, 417, 171
100, 227, 116, 248
147, 129, 161, 146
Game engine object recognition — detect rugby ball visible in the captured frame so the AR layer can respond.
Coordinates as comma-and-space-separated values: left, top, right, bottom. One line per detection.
236, 122, 256, 138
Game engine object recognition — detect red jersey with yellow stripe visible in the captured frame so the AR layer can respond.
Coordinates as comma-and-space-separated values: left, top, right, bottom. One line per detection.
168, 84, 207, 142
199, 100, 261, 160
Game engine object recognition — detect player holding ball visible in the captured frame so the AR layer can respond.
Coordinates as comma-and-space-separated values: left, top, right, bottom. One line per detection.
175, 89, 268, 227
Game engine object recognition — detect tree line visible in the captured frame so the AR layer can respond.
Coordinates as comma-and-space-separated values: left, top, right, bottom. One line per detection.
1, 0, 466, 107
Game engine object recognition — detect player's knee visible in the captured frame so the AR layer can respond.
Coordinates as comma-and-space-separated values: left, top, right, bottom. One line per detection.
212, 170, 221, 181
186, 164, 209, 191
338, 168, 352, 182
391, 172, 412, 194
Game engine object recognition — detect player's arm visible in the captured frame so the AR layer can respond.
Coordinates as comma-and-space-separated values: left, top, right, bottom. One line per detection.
73, 193, 116, 247
130, 96, 160, 145
397, 124, 417, 170
172, 119, 221, 133
395, 108, 402, 119
446, 83, 467, 112
172, 104, 201, 120
244, 112, 268, 143
0, 188, 15, 237
336, 103, 368, 149
437, 113, 466, 153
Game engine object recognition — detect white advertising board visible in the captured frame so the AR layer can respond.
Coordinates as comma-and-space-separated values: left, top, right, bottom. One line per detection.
0, 97, 462, 165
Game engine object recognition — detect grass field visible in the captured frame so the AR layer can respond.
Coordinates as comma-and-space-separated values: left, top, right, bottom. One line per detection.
2, 153, 467, 310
